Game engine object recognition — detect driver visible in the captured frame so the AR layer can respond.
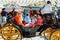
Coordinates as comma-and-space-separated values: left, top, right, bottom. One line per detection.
41, 1, 53, 23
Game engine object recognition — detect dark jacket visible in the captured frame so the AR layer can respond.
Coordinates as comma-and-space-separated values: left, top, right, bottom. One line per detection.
1, 11, 8, 16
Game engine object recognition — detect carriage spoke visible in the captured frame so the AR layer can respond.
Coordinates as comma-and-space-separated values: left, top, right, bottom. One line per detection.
50, 30, 60, 40
43, 28, 55, 40
0, 24, 22, 40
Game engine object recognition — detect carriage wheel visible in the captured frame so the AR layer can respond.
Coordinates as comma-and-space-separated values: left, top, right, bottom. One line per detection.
44, 28, 55, 40
50, 30, 60, 40
0, 24, 22, 40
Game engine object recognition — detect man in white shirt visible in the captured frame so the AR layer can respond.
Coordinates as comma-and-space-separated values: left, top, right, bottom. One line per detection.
41, 1, 52, 15
41, 1, 53, 24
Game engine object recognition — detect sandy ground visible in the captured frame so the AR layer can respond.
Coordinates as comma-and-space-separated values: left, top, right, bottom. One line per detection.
22, 36, 46, 40
0, 36, 47, 40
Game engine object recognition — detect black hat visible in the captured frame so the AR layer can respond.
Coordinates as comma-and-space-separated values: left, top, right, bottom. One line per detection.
47, 1, 51, 4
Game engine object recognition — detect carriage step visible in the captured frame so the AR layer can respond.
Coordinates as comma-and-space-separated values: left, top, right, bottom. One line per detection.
36, 32, 40, 36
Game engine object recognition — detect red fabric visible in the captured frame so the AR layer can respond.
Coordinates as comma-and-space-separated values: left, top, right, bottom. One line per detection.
14, 15, 23, 25
29, 23, 35, 28
30, 10, 33, 16
35, 18, 43, 26
22, 21, 26, 25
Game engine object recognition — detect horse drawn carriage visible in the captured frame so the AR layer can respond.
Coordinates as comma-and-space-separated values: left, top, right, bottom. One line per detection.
0, 7, 60, 40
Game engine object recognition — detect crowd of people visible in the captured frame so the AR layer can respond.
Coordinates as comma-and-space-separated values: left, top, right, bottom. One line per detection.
0, 1, 60, 35
0, 1, 59, 29
0, 7, 44, 27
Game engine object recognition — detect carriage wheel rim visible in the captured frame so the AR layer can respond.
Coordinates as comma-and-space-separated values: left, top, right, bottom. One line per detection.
43, 28, 55, 40
50, 30, 60, 40
0, 24, 22, 40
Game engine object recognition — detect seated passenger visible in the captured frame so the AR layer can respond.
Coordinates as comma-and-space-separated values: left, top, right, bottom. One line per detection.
13, 11, 23, 25
31, 15, 37, 24
24, 14, 31, 24
35, 15, 43, 26
25, 15, 37, 28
